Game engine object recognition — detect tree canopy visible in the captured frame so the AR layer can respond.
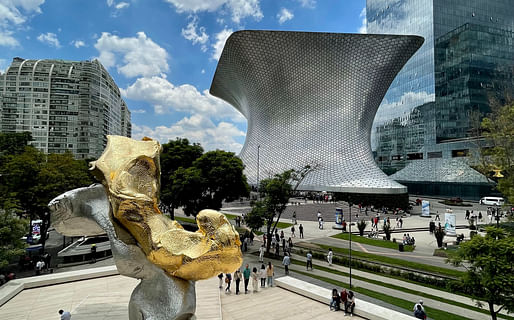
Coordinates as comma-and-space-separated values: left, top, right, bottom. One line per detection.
160, 138, 249, 218
448, 227, 514, 320
475, 102, 514, 203
0, 212, 28, 271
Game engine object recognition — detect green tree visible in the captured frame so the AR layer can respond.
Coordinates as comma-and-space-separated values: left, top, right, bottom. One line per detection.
475, 102, 514, 203
448, 227, 514, 320
160, 138, 203, 218
0, 132, 32, 158
0, 212, 28, 271
247, 165, 317, 254
160, 141, 250, 218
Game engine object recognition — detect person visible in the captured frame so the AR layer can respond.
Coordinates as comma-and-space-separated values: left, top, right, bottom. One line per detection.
399, 217, 403, 228
43, 252, 51, 270
299, 224, 304, 238
260, 264, 266, 288
414, 304, 427, 319
234, 269, 242, 295
225, 273, 232, 293
413, 299, 425, 313
345, 290, 355, 316
280, 230, 285, 241
59, 309, 72, 320
287, 237, 293, 251
35, 259, 44, 275
266, 262, 274, 287
329, 288, 341, 311
327, 248, 333, 266
282, 252, 291, 275
292, 211, 297, 224
429, 220, 435, 234
217, 273, 224, 288
291, 225, 296, 237
259, 244, 265, 262
251, 267, 259, 292
435, 211, 440, 221
90, 243, 97, 263
243, 264, 251, 294
320, 217, 324, 229
340, 288, 348, 314
249, 231, 254, 245
275, 242, 280, 257
478, 211, 483, 223
306, 250, 313, 270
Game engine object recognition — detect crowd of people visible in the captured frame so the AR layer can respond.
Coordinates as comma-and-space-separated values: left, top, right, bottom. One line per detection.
329, 288, 356, 316
219, 262, 276, 294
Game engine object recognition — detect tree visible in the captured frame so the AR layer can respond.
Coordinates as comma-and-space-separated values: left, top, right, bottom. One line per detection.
448, 227, 514, 320
160, 138, 203, 218
0, 147, 94, 249
247, 165, 317, 254
0, 212, 28, 271
0, 132, 32, 158
160, 141, 250, 218
474, 102, 514, 203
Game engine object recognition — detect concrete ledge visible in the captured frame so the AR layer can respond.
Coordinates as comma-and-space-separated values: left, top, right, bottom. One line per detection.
0, 265, 119, 307
275, 276, 417, 320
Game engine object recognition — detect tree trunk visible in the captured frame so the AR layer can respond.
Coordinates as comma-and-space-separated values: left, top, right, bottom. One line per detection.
489, 301, 497, 320
265, 223, 272, 254
170, 206, 175, 220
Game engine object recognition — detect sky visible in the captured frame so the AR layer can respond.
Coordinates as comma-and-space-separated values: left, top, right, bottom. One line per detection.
0, 0, 367, 153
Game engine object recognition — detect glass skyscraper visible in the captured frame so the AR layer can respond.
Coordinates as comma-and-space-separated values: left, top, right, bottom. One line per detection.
368, 0, 514, 175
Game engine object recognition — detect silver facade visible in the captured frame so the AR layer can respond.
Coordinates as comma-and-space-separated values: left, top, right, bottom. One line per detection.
210, 31, 423, 194
0, 58, 131, 159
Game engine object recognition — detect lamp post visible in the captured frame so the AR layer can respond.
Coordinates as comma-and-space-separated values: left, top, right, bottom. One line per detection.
257, 145, 260, 195
348, 197, 353, 289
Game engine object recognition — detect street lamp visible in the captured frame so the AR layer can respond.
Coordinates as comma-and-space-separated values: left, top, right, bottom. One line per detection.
348, 197, 353, 289
257, 145, 260, 195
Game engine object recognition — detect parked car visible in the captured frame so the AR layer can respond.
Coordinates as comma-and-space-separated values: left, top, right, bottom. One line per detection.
479, 197, 504, 206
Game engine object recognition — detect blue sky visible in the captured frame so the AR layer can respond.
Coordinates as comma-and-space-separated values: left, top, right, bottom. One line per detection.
0, 0, 367, 153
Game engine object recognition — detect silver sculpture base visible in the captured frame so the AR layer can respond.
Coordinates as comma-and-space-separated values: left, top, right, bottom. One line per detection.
49, 184, 196, 320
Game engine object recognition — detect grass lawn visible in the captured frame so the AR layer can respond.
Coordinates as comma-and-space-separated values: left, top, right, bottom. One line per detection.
312, 243, 465, 278
331, 233, 414, 252
289, 259, 514, 320
174, 216, 196, 224
223, 213, 239, 220
292, 269, 474, 320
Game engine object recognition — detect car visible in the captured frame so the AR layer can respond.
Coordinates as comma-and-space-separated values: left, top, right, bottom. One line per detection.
479, 197, 504, 206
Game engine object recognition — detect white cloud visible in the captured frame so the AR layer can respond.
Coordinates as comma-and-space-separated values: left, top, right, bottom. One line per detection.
277, 8, 293, 24
211, 28, 232, 61
164, 0, 263, 24
115, 2, 129, 9
0, 58, 8, 73
201, 69, 205, 74
72, 40, 85, 48
37, 32, 61, 48
297, 0, 316, 9
132, 114, 245, 153
94, 32, 169, 78
121, 75, 245, 122
182, 15, 209, 51
130, 109, 146, 114
106, 0, 114, 6
358, 7, 367, 34
374, 91, 435, 124
0, 0, 45, 47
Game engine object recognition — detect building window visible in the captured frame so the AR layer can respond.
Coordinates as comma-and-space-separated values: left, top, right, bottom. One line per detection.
407, 153, 423, 160
452, 149, 469, 158
428, 151, 443, 159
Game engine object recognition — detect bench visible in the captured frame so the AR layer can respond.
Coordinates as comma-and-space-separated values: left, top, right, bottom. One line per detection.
275, 276, 417, 320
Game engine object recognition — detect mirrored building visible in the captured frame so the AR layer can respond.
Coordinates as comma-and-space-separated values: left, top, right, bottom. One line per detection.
0, 58, 131, 159
211, 31, 423, 201
368, 0, 514, 198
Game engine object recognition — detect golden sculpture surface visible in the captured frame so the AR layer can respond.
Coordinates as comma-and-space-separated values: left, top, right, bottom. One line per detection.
90, 135, 242, 280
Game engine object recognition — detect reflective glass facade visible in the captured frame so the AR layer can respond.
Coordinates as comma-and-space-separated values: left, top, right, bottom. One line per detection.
368, 0, 514, 173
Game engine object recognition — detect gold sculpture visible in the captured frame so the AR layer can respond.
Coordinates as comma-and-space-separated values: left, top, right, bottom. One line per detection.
90, 135, 242, 280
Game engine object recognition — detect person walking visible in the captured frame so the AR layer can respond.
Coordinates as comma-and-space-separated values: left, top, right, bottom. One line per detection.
217, 273, 224, 288
243, 264, 251, 294
299, 224, 304, 238
260, 264, 266, 288
224, 273, 232, 293
259, 244, 265, 262
327, 248, 333, 266
59, 309, 72, 320
291, 225, 296, 237
90, 244, 96, 263
282, 253, 291, 275
306, 250, 313, 270
266, 262, 274, 287
251, 267, 259, 293
234, 269, 242, 295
